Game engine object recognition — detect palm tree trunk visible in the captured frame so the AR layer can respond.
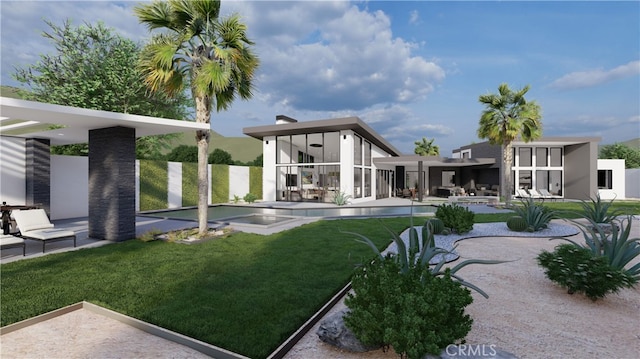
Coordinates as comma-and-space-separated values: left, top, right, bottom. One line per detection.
195, 95, 211, 236
502, 142, 513, 206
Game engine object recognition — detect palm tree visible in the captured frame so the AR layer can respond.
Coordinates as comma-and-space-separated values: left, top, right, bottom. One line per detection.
414, 137, 440, 156
135, 0, 259, 235
478, 83, 542, 204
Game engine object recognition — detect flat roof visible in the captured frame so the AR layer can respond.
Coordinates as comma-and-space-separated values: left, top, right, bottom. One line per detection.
243, 116, 402, 156
374, 155, 495, 167
0, 97, 209, 145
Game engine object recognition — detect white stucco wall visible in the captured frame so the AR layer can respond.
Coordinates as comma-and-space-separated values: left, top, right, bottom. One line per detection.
229, 165, 250, 201
50, 155, 88, 220
597, 159, 625, 200
167, 162, 182, 208
263, 136, 276, 201
0, 136, 26, 206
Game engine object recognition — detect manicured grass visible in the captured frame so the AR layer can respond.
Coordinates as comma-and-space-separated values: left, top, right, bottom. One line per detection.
0, 217, 411, 359
2, 201, 637, 357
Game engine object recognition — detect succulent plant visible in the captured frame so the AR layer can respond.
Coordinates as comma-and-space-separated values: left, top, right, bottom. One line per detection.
507, 216, 527, 232
425, 217, 444, 235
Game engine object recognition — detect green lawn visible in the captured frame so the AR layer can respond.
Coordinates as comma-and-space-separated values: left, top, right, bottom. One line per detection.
1, 201, 638, 358
1, 218, 411, 359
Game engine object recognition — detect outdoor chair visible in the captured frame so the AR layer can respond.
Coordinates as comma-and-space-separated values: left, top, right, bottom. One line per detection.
515, 189, 530, 199
527, 189, 545, 200
12, 209, 76, 253
539, 189, 561, 201
1, 234, 25, 256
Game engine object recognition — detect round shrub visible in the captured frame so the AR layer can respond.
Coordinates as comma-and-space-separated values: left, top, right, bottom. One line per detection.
425, 218, 444, 234
435, 203, 474, 234
537, 244, 636, 301
166, 145, 198, 163
345, 255, 473, 358
507, 216, 527, 232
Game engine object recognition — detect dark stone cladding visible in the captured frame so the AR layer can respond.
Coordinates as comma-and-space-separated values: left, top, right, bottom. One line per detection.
25, 138, 51, 214
88, 126, 136, 241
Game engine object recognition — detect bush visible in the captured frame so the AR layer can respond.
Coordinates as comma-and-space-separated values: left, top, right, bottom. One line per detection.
243, 193, 258, 203
537, 244, 635, 301
343, 217, 504, 358
512, 197, 555, 232
345, 257, 473, 358
333, 191, 351, 206
506, 216, 527, 232
435, 203, 474, 234
166, 145, 198, 163
208, 148, 234, 164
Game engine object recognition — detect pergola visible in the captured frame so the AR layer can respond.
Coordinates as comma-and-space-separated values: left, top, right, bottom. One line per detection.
0, 97, 209, 241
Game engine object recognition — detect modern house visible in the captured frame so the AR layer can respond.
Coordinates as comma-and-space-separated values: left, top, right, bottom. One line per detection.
245, 115, 625, 202
244, 115, 497, 204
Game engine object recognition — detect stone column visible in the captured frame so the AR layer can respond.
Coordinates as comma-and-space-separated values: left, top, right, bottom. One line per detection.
25, 138, 51, 214
88, 126, 136, 241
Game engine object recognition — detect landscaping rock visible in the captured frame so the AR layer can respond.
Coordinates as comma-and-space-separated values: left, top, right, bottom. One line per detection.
316, 309, 380, 352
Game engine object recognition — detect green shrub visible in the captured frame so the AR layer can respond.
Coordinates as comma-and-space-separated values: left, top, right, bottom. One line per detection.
243, 193, 257, 203
345, 257, 473, 358
559, 216, 640, 282
166, 145, 198, 163
425, 218, 444, 235
181, 162, 198, 207
435, 203, 474, 234
512, 197, 555, 232
208, 148, 234, 164
537, 244, 635, 301
211, 164, 229, 204
506, 216, 527, 232
343, 217, 503, 358
139, 160, 168, 211
249, 166, 263, 200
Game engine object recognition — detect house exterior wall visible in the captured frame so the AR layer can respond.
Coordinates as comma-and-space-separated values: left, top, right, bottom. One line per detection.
50, 155, 88, 220
0, 136, 26, 206
229, 165, 250, 199
597, 159, 626, 200
564, 142, 597, 199
167, 162, 182, 208
262, 136, 277, 201
626, 168, 640, 199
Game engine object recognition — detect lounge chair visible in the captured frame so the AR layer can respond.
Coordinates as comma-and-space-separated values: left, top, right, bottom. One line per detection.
527, 189, 545, 200
12, 209, 76, 253
515, 189, 530, 199
539, 189, 561, 201
1, 234, 25, 256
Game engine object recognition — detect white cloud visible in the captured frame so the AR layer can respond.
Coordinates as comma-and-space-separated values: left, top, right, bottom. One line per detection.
549, 60, 640, 90
409, 10, 420, 25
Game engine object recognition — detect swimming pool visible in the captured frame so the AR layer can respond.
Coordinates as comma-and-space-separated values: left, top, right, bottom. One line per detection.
142, 203, 436, 224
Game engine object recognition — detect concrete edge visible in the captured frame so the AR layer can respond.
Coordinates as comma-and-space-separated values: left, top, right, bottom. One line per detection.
0, 301, 250, 359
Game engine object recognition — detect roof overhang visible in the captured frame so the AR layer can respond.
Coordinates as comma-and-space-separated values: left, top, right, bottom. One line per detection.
243, 116, 402, 156
374, 155, 496, 167
0, 97, 209, 145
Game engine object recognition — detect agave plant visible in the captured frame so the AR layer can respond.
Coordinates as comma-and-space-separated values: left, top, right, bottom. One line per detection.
555, 215, 640, 282
333, 191, 352, 206
512, 197, 555, 232
343, 215, 504, 298
577, 193, 621, 224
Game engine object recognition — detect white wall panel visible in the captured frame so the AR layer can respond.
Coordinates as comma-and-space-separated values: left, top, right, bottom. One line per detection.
0, 136, 26, 205
229, 165, 249, 201
167, 162, 182, 208
50, 155, 88, 219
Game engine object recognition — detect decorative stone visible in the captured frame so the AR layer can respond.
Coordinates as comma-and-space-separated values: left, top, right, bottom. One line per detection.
316, 309, 380, 352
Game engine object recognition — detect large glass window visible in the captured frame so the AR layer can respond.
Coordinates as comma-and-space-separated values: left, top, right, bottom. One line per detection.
276, 136, 291, 164
536, 148, 548, 167
365, 168, 371, 197
354, 135, 363, 165
354, 167, 362, 198
519, 147, 532, 167
550, 147, 562, 166
364, 140, 372, 166
519, 170, 532, 189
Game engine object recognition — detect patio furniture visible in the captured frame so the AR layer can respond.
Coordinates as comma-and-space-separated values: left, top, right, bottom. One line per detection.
12, 209, 76, 253
538, 189, 562, 201
1, 204, 40, 235
1, 234, 25, 256
515, 189, 531, 199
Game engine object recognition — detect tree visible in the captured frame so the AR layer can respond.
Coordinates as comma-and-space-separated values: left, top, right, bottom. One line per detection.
477, 83, 542, 204
414, 137, 440, 156
166, 145, 198, 163
13, 20, 190, 158
208, 148, 233, 164
600, 143, 640, 168
135, 0, 259, 235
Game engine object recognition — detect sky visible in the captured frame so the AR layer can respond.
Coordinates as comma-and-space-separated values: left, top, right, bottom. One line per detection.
1, 1, 639, 155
